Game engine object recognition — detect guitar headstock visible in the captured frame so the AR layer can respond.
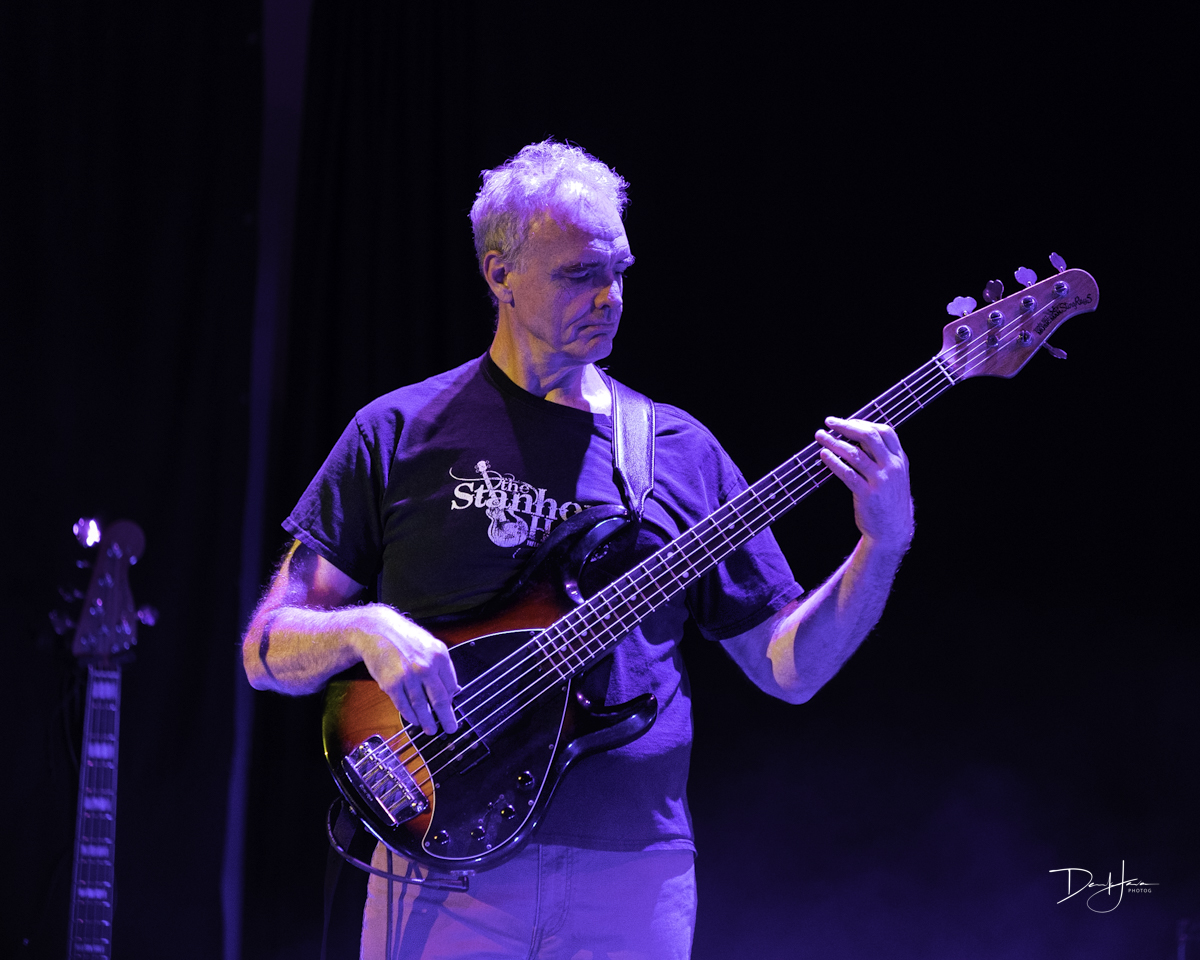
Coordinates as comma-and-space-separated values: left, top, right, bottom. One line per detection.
938, 256, 1099, 380
71, 519, 147, 664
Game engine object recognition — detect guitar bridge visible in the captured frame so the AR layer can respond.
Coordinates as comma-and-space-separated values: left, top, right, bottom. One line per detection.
343, 735, 429, 826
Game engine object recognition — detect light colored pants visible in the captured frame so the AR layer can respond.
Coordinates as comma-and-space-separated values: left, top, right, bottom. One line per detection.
361, 842, 697, 960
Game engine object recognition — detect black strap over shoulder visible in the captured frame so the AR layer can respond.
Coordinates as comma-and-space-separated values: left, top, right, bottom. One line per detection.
606, 374, 656, 520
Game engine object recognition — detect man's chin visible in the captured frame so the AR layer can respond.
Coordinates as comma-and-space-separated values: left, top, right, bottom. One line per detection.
562, 330, 615, 365
584, 337, 615, 363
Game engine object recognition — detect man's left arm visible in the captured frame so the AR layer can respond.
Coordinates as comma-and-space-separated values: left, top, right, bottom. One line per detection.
721, 416, 914, 704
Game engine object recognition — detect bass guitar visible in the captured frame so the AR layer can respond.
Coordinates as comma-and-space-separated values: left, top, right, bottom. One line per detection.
63, 519, 149, 960
323, 256, 1099, 874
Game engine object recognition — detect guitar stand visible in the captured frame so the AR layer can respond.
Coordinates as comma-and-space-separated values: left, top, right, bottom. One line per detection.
325, 798, 471, 892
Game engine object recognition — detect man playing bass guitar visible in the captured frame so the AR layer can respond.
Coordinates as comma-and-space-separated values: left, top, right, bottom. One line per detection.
242, 140, 914, 960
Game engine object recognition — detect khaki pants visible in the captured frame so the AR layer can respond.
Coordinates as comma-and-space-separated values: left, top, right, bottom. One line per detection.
362, 842, 697, 959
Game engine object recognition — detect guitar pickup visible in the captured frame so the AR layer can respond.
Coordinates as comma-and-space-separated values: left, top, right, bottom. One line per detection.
343, 734, 429, 826
428, 713, 489, 782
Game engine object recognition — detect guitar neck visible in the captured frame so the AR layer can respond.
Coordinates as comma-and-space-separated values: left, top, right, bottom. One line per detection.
67, 664, 123, 960
530, 264, 1100, 678
536, 356, 956, 674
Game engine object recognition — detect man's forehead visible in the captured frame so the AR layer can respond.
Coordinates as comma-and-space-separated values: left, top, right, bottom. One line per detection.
528, 206, 629, 257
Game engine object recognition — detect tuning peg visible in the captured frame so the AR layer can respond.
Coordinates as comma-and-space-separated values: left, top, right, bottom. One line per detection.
1049, 252, 1067, 273
1014, 266, 1038, 287
73, 517, 102, 548
1041, 342, 1068, 359
137, 605, 159, 626
982, 279, 1004, 304
49, 610, 75, 636
946, 296, 977, 318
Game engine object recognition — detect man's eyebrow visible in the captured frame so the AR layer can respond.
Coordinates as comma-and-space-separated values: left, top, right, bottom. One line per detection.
552, 262, 594, 275
555, 254, 636, 272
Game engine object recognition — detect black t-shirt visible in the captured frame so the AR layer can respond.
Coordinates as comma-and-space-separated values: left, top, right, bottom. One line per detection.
286, 354, 802, 850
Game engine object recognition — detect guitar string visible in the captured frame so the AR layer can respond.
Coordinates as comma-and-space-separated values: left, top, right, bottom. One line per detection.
360, 290, 1073, 801
380, 346, 958, 759
403, 354, 946, 736
368, 439, 843, 800
393, 423, 855, 747
368, 389, 910, 796
368, 330, 1005, 793
369, 346, 986, 796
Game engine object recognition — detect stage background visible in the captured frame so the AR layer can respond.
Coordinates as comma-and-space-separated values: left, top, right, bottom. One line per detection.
3, 4, 1193, 959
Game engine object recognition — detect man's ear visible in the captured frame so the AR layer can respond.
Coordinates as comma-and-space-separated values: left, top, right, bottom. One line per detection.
482, 251, 515, 305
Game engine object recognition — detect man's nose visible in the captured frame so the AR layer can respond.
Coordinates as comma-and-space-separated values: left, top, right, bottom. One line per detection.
596, 277, 622, 311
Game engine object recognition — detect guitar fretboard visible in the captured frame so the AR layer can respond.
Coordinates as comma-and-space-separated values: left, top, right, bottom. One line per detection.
67, 664, 122, 960
534, 356, 957, 676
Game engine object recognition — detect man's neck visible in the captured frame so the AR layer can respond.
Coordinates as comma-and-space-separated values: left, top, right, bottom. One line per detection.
488, 338, 611, 415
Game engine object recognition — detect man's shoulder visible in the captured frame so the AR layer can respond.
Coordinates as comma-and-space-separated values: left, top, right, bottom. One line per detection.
631, 392, 746, 491
355, 355, 488, 428
652, 401, 715, 439
637, 395, 724, 457
606, 374, 714, 437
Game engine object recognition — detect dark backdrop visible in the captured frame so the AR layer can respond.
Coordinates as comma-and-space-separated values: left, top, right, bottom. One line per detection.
4, 4, 1193, 959
2, 3, 259, 958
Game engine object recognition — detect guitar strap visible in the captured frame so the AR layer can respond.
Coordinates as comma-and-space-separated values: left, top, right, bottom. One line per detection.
605, 373, 656, 520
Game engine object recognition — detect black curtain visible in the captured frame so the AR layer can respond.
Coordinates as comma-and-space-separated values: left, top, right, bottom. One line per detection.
2, 3, 259, 958
5, 2, 1195, 959
250, 5, 1197, 959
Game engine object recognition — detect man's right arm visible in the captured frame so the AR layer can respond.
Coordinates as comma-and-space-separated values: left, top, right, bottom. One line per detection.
241, 540, 460, 735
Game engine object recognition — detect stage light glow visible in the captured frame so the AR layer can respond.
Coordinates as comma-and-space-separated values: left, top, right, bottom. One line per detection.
73, 517, 102, 547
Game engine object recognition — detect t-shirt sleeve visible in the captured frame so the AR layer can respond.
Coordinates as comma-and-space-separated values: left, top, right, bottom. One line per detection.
686, 454, 804, 642
282, 412, 385, 588
656, 407, 803, 641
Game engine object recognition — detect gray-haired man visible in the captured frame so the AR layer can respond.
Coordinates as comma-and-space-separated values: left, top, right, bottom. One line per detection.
243, 141, 913, 959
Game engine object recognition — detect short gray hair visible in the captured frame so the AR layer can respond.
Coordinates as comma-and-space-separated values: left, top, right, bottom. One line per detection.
469, 140, 629, 273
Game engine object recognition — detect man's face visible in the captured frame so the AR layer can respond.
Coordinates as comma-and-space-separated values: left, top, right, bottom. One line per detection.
501, 199, 633, 368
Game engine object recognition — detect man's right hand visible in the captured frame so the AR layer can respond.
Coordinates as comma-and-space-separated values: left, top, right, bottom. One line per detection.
350, 604, 460, 735
242, 541, 459, 736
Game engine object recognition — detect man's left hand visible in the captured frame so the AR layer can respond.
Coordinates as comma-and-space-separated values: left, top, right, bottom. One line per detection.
815, 416, 914, 551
